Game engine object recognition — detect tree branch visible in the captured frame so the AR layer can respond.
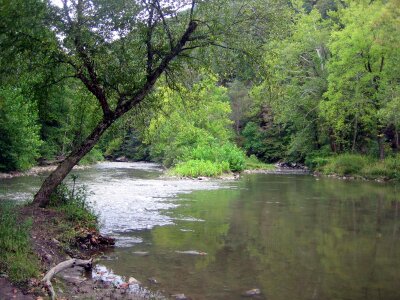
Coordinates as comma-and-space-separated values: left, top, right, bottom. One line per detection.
42, 258, 92, 300
115, 20, 198, 116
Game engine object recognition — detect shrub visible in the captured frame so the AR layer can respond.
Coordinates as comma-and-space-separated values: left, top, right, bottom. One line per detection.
79, 147, 104, 165
322, 154, 370, 176
304, 146, 333, 170
49, 176, 98, 229
171, 160, 230, 177
183, 143, 246, 172
361, 154, 400, 180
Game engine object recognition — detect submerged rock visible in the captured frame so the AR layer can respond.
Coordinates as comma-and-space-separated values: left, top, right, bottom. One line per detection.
132, 251, 149, 256
172, 293, 188, 300
175, 250, 207, 256
242, 288, 261, 297
128, 277, 141, 285
115, 156, 128, 162
148, 277, 159, 284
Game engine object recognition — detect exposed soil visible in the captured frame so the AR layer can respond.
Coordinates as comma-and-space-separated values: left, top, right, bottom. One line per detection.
0, 277, 35, 300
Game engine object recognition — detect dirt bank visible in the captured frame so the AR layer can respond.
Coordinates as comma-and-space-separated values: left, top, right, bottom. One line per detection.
0, 205, 155, 300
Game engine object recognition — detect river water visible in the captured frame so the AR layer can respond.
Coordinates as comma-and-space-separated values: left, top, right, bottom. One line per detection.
1, 162, 399, 300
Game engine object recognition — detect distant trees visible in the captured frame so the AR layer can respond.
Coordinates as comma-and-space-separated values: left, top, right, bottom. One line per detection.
1, 0, 398, 199
244, 0, 400, 162
0, 88, 42, 171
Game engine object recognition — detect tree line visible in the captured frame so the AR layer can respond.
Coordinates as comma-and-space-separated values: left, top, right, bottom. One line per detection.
0, 0, 399, 206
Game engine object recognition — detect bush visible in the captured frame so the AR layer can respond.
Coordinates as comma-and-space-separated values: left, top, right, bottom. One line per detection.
79, 147, 104, 165
171, 160, 230, 177
50, 176, 98, 229
183, 143, 246, 172
304, 146, 333, 170
361, 154, 400, 180
322, 154, 370, 176
0, 202, 39, 283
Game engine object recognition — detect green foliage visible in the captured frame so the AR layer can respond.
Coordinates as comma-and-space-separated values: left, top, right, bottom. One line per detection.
361, 155, 400, 180
0, 88, 42, 171
242, 121, 288, 162
143, 74, 243, 175
250, 7, 331, 161
316, 153, 400, 180
304, 146, 333, 169
245, 154, 276, 170
171, 160, 230, 178
49, 177, 98, 229
0, 202, 39, 283
321, 0, 400, 153
321, 154, 369, 176
79, 147, 104, 165
183, 143, 246, 172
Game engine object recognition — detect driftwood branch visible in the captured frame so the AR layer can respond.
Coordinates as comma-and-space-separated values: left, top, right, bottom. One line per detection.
42, 258, 92, 300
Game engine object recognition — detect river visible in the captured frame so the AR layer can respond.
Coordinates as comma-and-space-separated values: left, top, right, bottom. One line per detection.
1, 162, 399, 300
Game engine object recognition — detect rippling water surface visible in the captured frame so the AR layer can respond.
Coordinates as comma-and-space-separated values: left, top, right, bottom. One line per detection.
1, 162, 400, 300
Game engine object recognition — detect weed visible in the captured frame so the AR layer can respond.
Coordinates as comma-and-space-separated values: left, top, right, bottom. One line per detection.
0, 202, 39, 283
49, 176, 98, 230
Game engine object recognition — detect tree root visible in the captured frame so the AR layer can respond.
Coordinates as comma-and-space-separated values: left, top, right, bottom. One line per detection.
42, 258, 92, 300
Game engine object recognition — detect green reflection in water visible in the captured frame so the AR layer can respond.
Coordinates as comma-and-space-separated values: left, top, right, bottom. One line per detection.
100, 174, 400, 300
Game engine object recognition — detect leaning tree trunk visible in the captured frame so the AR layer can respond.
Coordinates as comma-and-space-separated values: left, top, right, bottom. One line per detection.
33, 117, 114, 207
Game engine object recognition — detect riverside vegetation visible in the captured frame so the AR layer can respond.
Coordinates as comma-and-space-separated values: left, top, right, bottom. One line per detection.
1, 0, 399, 183
0, 0, 399, 296
0, 178, 99, 290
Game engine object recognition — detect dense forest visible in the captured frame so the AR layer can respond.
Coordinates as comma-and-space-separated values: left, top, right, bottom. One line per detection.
0, 0, 399, 180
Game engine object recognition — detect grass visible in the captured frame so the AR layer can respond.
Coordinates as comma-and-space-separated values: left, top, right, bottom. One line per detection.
49, 177, 98, 231
170, 159, 230, 177
0, 201, 39, 283
245, 155, 276, 170
312, 153, 400, 180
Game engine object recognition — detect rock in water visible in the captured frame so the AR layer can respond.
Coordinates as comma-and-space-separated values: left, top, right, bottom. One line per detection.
175, 250, 207, 256
243, 288, 261, 297
128, 277, 141, 285
172, 294, 188, 300
148, 277, 158, 284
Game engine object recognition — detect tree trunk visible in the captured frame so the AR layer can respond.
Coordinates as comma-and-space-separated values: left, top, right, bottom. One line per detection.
33, 117, 114, 207
378, 134, 385, 160
352, 116, 358, 152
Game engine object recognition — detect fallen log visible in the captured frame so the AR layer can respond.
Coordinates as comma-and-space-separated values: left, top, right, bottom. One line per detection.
42, 258, 92, 300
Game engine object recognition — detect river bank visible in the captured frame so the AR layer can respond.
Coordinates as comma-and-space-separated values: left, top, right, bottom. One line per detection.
0, 204, 162, 300
0, 165, 89, 180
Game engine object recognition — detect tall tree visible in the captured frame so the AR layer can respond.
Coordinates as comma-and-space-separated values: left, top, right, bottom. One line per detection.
14, 0, 268, 207
322, 0, 400, 157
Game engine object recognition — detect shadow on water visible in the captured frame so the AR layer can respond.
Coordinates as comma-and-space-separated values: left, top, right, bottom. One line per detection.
1, 162, 400, 299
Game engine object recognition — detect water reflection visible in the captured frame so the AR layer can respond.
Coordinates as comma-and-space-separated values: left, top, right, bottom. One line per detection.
1, 163, 399, 299
99, 174, 400, 300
